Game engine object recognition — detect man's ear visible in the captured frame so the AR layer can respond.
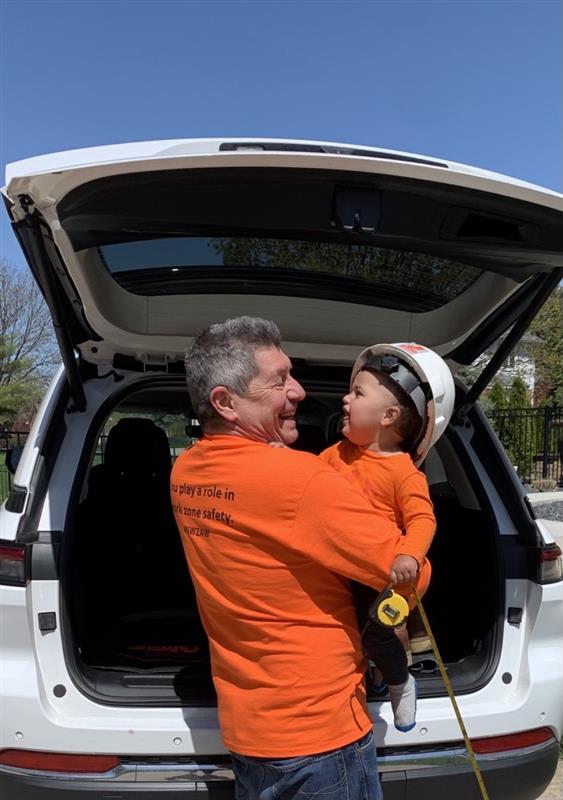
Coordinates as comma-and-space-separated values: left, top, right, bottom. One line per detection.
381, 405, 401, 427
209, 386, 238, 423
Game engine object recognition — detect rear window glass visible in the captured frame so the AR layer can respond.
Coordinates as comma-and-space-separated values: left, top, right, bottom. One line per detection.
99, 236, 482, 311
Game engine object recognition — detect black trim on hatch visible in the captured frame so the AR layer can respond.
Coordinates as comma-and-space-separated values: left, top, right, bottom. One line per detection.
111, 264, 456, 312
219, 141, 451, 168
15, 382, 70, 544
12, 210, 89, 412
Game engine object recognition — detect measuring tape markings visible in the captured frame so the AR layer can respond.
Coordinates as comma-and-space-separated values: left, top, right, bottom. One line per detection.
366, 583, 491, 800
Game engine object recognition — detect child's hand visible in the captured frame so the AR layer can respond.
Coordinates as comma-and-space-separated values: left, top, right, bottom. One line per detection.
268, 441, 287, 448
390, 555, 419, 585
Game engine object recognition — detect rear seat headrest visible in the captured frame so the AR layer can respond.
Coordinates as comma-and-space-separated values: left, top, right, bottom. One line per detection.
103, 418, 171, 477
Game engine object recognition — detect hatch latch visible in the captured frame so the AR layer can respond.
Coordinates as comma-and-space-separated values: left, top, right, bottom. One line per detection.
141, 354, 171, 373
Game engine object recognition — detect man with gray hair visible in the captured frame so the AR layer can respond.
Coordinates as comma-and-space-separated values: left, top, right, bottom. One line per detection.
171, 316, 407, 800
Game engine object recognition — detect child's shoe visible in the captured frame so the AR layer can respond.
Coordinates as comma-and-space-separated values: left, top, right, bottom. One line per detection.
388, 674, 417, 732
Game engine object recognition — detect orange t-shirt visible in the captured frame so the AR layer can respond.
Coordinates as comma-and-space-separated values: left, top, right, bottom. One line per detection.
170, 434, 407, 757
319, 439, 435, 600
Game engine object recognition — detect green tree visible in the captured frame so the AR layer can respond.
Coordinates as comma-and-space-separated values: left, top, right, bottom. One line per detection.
487, 378, 535, 482
506, 377, 534, 480
528, 286, 563, 405
0, 258, 57, 427
508, 376, 530, 408
488, 380, 508, 410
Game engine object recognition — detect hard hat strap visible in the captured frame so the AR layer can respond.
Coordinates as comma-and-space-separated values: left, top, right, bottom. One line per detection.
361, 355, 431, 420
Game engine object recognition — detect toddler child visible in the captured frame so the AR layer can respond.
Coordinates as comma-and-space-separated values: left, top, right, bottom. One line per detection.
319, 343, 454, 732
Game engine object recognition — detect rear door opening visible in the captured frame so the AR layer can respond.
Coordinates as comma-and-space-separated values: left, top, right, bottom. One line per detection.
60, 374, 510, 707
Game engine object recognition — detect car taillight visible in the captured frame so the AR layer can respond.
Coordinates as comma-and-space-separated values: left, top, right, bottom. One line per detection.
539, 543, 563, 584
471, 727, 554, 754
0, 749, 120, 773
0, 543, 28, 586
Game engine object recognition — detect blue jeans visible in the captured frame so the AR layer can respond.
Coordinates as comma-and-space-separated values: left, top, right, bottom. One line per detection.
230, 729, 383, 800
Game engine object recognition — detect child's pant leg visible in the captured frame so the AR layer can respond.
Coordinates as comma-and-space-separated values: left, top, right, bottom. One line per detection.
363, 622, 409, 686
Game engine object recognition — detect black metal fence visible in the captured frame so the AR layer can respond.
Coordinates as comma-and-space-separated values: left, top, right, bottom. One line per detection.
488, 406, 563, 486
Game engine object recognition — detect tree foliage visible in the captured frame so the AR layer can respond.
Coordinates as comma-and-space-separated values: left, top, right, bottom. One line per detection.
528, 286, 563, 405
487, 380, 508, 410
0, 258, 58, 426
508, 375, 530, 408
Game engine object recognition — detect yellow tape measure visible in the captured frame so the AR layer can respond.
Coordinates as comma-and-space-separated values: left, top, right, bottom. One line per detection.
369, 584, 410, 628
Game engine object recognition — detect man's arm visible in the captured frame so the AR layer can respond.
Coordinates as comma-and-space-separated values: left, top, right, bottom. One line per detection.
291, 466, 403, 590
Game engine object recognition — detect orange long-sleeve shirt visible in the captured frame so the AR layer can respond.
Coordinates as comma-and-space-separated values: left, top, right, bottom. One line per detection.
171, 434, 409, 757
319, 439, 435, 598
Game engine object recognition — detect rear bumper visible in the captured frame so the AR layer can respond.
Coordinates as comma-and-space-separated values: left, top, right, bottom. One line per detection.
0, 738, 558, 800
379, 738, 560, 800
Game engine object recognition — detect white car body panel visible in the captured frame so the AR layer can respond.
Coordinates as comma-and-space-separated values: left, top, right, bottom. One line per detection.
1, 577, 561, 755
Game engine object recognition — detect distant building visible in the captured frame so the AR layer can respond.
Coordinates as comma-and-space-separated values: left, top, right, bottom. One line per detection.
477, 333, 540, 404
496, 350, 535, 397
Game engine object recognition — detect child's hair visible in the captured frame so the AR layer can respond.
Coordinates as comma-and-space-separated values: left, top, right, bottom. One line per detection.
361, 367, 423, 453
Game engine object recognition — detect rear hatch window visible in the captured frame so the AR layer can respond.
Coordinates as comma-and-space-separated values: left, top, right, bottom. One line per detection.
59, 166, 563, 318
100, 236, 482, 312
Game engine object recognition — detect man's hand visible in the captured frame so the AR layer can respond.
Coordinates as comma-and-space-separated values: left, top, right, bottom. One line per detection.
390, 554, 419, 585
268, 441, 287, 448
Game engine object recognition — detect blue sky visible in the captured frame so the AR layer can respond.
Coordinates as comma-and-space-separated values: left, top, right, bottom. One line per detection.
1, 0, 561, 269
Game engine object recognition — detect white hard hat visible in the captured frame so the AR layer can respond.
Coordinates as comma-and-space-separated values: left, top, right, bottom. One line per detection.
350, 343, 455, 466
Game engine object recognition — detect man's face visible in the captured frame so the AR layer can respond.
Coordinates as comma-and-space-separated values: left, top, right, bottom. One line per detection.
231, 346, 306, 444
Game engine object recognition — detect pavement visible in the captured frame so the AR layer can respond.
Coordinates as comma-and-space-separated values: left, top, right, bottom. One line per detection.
526, 492, 563, 505
526, 491, 563, 546
535, 516, 563, 543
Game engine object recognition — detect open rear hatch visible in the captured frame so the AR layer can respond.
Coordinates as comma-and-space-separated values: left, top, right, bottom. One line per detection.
3, 138, 563, 406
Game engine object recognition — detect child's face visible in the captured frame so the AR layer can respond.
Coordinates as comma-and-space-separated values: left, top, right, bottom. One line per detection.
342, 370, 400, 446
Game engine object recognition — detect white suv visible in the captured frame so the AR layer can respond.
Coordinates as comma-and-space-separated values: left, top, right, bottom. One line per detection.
1, 139, 562, 799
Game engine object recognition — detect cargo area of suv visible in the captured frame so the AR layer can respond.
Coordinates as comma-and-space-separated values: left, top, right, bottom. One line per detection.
62, 377, 500, 707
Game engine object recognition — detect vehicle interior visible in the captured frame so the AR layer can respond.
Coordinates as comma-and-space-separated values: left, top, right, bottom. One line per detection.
63, 376, 500, 706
